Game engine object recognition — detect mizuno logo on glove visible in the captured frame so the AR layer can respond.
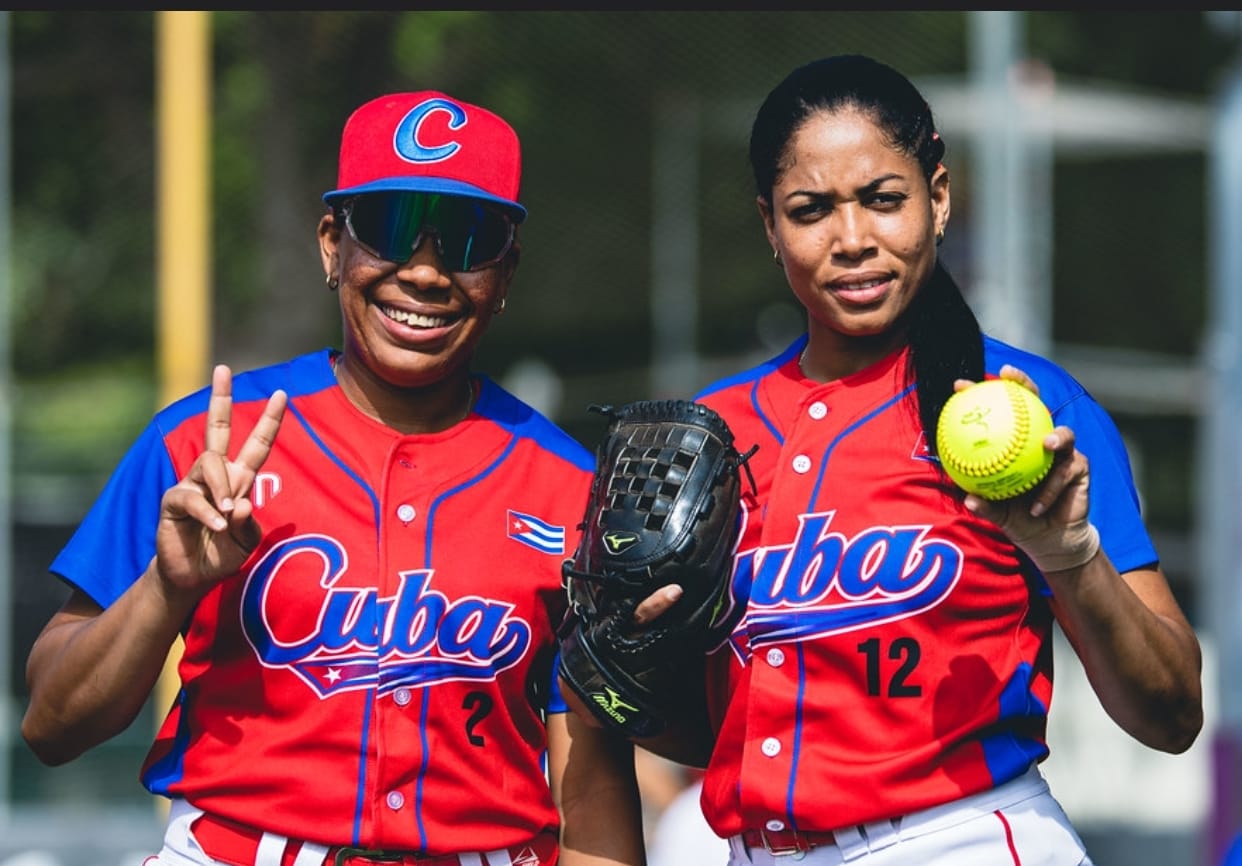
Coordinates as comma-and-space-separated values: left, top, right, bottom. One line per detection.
603, 531, 640, 554
592, 687, 643, 725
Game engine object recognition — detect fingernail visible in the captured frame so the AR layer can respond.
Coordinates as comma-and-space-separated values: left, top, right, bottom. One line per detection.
1030, 502, 1046, 517
220, 497, 234, 512
667, 585, 684, 602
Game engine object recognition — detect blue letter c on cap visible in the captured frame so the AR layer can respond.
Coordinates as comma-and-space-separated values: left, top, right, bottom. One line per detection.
394, 98, 466, 164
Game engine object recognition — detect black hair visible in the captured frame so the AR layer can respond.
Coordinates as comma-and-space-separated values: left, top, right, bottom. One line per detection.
748, 54, 983, 445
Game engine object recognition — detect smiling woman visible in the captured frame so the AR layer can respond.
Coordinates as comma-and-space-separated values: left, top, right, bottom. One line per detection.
20, 90, 648, 866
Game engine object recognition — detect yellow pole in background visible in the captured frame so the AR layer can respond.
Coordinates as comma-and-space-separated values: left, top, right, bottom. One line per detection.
153, 10, 211, 799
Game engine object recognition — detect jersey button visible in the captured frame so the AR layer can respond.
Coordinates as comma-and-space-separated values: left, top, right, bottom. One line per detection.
792, 455, 812, 474
761, 737, 781, 757
397, 504, 416, 523
386, 791, 405, 810
808, 401, 828, 420
765, 819, 787, 832
765, 648, 785, 667
394, 687, 412, 706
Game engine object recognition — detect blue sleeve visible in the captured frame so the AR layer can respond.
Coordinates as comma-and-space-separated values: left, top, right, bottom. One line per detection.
547, 650, 568, 714
984, 338, 1157, 574
1224, 833, 1242, 866
48, 420, 179, 609
1051, 389, 1157, 573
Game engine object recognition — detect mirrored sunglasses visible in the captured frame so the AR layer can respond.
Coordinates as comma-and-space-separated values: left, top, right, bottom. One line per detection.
342, 191, 516, 272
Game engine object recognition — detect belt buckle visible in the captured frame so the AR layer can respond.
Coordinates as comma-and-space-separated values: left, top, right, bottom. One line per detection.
759, 828, 811, 856
333, 848, 406, 866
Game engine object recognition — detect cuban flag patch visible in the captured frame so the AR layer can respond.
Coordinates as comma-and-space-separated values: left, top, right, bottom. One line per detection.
507, 509, 566, 555
912, 430, 938, 464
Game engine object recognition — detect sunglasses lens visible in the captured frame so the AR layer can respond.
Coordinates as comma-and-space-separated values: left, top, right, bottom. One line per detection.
433, 197, 515, 271
345, 192, 513, 271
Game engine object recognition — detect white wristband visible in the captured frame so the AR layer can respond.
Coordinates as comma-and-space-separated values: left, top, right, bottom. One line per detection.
1016, 521, 1102, 574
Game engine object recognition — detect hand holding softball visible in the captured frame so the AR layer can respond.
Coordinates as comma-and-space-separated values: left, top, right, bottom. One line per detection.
944, 367, 1100, 573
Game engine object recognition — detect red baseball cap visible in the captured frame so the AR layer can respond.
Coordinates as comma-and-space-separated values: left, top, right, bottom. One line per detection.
323, 91, 526, 223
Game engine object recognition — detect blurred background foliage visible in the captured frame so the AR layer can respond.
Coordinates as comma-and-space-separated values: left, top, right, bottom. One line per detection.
6, 13, 1237, 842
10, 11, 1232, 473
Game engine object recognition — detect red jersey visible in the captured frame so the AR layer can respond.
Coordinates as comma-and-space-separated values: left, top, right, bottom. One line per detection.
50, 349, 592, 856
693, 335, 1156, 838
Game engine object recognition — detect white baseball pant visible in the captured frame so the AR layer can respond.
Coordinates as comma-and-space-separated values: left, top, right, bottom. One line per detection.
728, 764, 1093, 866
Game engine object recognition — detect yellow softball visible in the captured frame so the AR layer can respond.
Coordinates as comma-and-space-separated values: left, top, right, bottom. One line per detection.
935, 378, 1055, 501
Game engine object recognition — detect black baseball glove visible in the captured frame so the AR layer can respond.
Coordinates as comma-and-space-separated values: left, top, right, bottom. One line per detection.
557, 399, 753, 738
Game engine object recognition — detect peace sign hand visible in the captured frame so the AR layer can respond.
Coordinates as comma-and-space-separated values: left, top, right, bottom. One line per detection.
154, 364, 287, 602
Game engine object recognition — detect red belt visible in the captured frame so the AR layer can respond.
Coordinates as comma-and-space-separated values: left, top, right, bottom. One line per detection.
741, 827, 836, 855
191, 812, 559, 866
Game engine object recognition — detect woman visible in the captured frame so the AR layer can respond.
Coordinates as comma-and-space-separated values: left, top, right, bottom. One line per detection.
22, 90, 647, 866
642, 54, 1202, 865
